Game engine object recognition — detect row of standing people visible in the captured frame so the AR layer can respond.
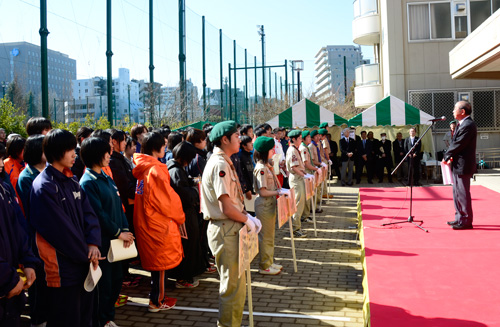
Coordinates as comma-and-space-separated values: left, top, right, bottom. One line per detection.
339, 127, 423, 186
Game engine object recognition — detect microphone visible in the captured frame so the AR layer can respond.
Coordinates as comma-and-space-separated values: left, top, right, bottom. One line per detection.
429, 116, 446, 122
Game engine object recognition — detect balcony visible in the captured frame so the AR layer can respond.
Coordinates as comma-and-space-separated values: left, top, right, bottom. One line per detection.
354, 63, 383, 108
352, 0, 380, 45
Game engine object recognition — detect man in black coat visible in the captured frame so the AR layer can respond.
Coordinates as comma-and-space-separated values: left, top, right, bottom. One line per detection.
339, 128, 356, 186
376, 132, 393, 183
356, 131, 373, 184
404, 127, 422, 186
443, 101, 477, 230
326, 133, 340, 178
392, 132, 407, 182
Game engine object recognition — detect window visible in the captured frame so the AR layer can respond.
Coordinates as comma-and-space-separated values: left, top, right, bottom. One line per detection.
470, 0, 500, 31
409, 2, 452, 40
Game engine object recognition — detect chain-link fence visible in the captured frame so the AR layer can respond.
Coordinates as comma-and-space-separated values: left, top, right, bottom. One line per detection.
409, 88, 500, 131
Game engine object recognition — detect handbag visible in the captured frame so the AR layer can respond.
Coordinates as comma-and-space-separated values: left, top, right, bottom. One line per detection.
107, 239, 138, 262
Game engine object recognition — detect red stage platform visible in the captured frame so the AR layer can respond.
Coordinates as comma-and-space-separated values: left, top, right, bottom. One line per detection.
359, 185, 500, 327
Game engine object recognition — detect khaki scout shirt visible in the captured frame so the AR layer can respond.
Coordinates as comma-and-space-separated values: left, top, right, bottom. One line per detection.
299, 143, 314, 173
286, 145, 305, 182
253, 162, 278, 194
308, 142, 320, 165
201, 147, 244, 220
319, 140, 328, 162
322, 138, 331, 157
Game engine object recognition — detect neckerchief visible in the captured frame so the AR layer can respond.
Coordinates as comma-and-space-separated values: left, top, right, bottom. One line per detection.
214, 148, 244, 204
266, 163, 282, 190
311, 141, 322, 163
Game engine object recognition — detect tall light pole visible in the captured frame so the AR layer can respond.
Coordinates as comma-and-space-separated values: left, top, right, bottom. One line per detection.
257, 25, 265, 100
292, 60, 304, 102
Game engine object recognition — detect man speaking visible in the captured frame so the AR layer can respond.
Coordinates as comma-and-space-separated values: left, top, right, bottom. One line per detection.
442, 101, 477, 230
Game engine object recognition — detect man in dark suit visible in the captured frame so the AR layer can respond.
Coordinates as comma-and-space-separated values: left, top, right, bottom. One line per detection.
443, 101, 477, 230
326, 133, 341, 178
404, 127, 422, 186
339, 128, 356, 186
356, 131, 373, 184
392, 132, 407, 182
376, 132, 393, 183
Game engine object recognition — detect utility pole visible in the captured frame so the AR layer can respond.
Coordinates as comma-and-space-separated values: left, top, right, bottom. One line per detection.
202, 16, 207, 120
149, 0, 155, 123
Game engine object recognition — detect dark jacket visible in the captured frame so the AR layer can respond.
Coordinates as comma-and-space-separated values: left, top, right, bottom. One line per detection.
230, 153, 247, 192
404, 136, 422, 160
329, 140, 338, 159
109, 151, 136, 212
187, 147, 207, 178
239, 149, 254, 194
80, 168, 129, 254
166, 159, 206, 279
30, 165, 101, 287
340, 137, 357, 162
376, 139, 393, 161
0, 183, 39, 298
444, 116, 477, 175
71, 146, 85, 181
356, 138, 373, 159
16, 164, 40, 218
393, 138, 406, 163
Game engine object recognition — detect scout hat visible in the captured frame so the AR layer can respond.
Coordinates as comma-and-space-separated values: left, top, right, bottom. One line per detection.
301, 130, 310, 139
318, 128, 327, 135
209, 120, 238, 142
287, 130, 301, 138
319, 122, 328, 128
310, 130, 319, 137
253, 136, 275, 153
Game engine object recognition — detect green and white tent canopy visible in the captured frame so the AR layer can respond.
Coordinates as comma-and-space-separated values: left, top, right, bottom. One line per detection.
348, 95, 435, 127
266, 98, 348, 128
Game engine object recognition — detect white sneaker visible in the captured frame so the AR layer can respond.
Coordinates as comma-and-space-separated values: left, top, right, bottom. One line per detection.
259, 266, 281, 275
271, 263, 283, 271
104, 322, 119, 327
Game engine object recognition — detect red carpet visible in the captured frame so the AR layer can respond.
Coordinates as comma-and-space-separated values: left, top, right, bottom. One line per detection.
360, 185, 500, 327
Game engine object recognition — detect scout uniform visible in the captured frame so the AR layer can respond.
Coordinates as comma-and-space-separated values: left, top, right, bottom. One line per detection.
253, 137, 281, 272
201, 121, 247, 327
318, 128, 330, 196
309, 130, 323, 204
285, 130, 306, 233
299, 130, 314, 220
319, 123, 331, 159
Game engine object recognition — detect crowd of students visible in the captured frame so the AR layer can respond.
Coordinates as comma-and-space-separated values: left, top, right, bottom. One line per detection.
0, 118, 340, 327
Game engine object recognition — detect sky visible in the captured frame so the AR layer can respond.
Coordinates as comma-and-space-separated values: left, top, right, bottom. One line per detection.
0, 0, 371, 98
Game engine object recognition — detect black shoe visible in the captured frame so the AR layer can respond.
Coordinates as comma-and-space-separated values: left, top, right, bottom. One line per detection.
378, 180, 383, 183
356, 180, 361, 184
389, 180, 393, 183
315, 208, 323, 213
452, 224, 473, 230
341, 182, 346, 186
447, 220, 458, 226
415, 182, 422, 186
368, 180, 373, 184
347, 182, 353, 186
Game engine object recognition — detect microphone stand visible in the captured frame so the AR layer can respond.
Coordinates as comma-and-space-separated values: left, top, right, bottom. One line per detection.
382, 122, 436, 232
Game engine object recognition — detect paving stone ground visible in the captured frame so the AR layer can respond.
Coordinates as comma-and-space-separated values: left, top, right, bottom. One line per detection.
21, 170, 500, 326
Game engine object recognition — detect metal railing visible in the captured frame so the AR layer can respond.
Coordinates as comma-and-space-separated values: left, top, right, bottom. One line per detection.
355, 63, 380, 87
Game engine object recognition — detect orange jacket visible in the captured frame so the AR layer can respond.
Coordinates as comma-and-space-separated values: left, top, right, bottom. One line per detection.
132, 153, 185, 271
4, 157, 24, 199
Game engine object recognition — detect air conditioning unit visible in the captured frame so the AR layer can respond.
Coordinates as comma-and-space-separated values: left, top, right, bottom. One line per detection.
454, 2, 467, 16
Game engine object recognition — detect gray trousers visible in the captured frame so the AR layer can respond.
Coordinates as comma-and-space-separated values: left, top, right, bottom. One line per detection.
341, 159, 354, 184
208, 220, 246, 327
452, 173, 473, 225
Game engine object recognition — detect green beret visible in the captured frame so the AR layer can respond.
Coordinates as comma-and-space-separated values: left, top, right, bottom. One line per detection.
319, 122, 328, 128
288, 130, 301, 138
253, 136, 275, 153
301, 130, 310, 139
450, 120, 457, 125
209, 120, 238, 142
318, 128, 327, 135
310, 129, 319, 137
